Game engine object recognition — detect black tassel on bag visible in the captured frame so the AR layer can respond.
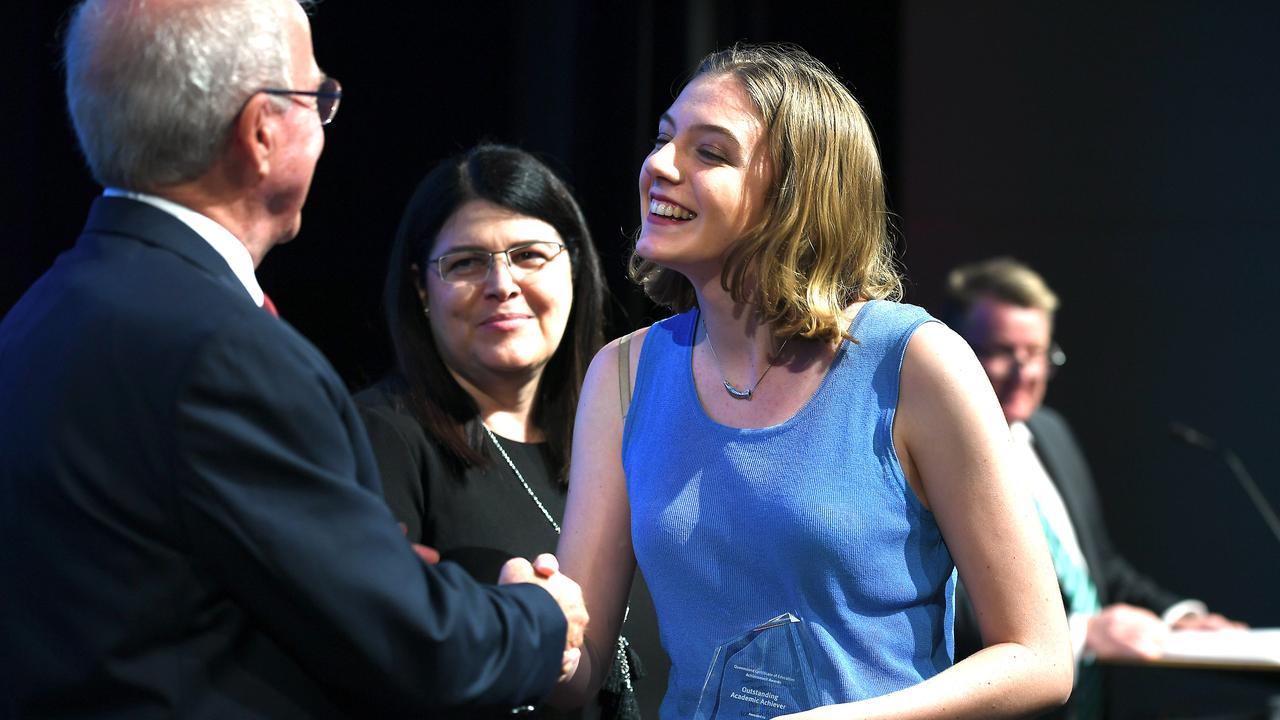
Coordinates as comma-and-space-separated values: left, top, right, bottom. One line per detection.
598, 636, 644, 720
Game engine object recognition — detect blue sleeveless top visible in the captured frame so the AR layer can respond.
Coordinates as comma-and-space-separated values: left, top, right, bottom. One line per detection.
623, 300, 955, 717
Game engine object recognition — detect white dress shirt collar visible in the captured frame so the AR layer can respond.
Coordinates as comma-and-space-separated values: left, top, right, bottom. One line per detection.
103, 188, 265, 306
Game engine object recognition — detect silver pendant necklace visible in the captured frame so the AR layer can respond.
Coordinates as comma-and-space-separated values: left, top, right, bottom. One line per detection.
700, 310, 795, 400
482, 425, 634, 691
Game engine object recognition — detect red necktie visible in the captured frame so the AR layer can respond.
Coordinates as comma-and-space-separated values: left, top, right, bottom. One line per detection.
262, 293, 279, 318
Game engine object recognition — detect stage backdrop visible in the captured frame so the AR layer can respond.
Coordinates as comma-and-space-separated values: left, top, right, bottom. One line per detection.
901, 2, 1279, 710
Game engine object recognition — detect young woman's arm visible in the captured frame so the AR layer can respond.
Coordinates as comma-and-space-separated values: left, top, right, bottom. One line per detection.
789, 321, 1073, 719
548, 330, 649, 708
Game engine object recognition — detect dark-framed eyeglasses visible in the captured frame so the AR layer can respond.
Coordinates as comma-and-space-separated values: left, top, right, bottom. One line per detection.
260, 77, 343, 125
977, 341, 1067, 379
427, 241, 568, 284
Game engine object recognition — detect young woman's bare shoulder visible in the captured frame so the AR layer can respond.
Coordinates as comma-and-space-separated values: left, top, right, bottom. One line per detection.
900, 321, 989, 398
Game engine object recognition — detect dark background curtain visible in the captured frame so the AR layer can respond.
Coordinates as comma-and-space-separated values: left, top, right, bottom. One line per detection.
9, 1, 1278, 713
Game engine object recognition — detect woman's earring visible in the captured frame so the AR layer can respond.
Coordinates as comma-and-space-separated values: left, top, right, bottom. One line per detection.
421, 306, 430, 318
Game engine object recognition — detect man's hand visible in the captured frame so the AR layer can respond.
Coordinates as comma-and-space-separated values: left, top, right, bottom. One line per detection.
499, 554, 589, 657
1086, 603, 1168, 659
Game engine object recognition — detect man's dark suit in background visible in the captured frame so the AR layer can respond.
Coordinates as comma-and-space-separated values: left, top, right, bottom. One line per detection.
954, 405, 1182, 659
1024, 408, 1182, 611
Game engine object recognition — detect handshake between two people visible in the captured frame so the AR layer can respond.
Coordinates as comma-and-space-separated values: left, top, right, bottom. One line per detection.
405, 529, 589, 682
499, 553, 589, 682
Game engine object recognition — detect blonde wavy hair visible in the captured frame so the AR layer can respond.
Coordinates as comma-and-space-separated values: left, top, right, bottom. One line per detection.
629, 43, 902, 343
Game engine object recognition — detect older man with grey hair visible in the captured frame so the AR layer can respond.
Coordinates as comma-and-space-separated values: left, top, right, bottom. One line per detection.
0, 0, 586, 716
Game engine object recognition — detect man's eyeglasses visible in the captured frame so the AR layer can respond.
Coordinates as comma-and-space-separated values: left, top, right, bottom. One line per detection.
260, 77, 342, 125
977, 342, 1067, 379
428, 241, 567, 284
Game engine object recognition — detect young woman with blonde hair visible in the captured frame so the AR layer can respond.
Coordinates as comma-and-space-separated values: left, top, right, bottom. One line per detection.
553, 45, 1073, 718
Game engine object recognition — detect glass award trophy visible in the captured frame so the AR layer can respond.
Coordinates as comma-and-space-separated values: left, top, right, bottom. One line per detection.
692, 613, 822, 719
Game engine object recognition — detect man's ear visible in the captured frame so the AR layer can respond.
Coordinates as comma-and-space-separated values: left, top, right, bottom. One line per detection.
228, 94, 279, 179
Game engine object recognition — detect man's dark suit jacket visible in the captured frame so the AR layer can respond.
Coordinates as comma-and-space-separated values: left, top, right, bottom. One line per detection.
0, 197, 566, 718
953, 406, 1184, 717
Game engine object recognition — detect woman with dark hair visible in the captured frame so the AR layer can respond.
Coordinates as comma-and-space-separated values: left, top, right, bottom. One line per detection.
356, 144, 665, 718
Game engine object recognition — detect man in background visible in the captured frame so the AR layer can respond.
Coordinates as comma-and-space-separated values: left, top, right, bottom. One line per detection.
945, 257, 1240, 716
0, 0, 583, 716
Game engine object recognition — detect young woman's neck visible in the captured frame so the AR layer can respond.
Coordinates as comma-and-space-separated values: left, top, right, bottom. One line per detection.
693, 285, 782, 365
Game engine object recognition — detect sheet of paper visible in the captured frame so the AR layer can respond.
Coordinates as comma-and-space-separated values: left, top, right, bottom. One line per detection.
1161, 628, 1280, 666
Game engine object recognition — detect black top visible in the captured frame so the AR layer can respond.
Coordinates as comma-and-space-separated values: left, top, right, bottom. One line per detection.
356, 378, 670, 719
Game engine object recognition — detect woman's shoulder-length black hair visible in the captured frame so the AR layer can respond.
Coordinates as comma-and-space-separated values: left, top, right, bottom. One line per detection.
381, 143, 606, 482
